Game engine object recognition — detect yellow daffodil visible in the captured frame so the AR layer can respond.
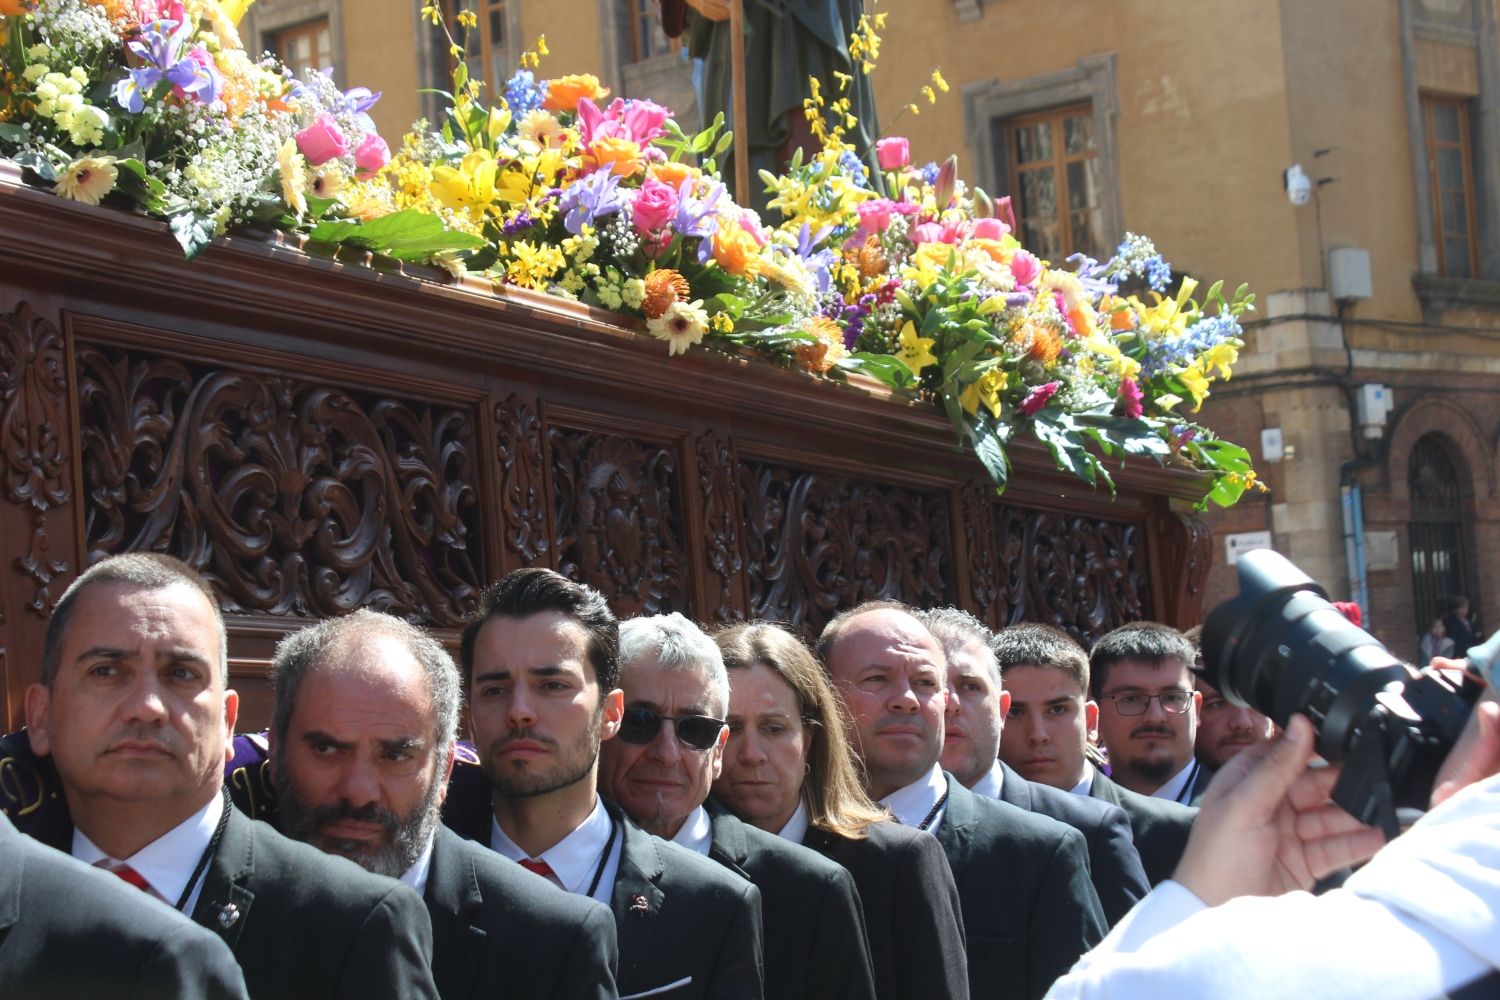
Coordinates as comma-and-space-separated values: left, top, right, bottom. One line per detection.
959, 368, 1008, 419
896, 321, 938, 376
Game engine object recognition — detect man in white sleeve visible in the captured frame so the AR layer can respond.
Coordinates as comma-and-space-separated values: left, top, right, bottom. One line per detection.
1046, 632, 1500, 1000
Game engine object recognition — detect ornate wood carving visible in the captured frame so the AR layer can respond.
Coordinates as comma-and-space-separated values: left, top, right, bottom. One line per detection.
495, 393, 551, 566
994, 505, 1150, 644
75, 344, 482, 625
549, 426, 689, 617
740, 460, 953, 638
959, 481, 1003, 628
0, 303, 71, 616
1150, 510, 1213, 629
695, 430, 746, 622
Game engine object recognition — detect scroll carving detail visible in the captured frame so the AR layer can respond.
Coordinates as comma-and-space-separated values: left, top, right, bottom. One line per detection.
549, 427, 689, 617
960, 482, 1002, 627
76, 345, 481, 624
495, 394, 550, 565
1152, 510, 1213, 628
740, 461, 952, 638
696, 431, 745, 622
0, 303, 71, 616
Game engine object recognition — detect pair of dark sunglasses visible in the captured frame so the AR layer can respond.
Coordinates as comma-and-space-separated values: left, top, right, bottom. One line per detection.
618, 707, 726, 751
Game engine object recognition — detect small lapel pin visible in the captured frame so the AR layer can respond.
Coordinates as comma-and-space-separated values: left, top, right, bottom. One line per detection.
217, 903, 240, 929
629, 894, 649, 912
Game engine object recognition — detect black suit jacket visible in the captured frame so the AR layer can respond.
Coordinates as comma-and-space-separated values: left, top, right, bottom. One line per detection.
992, 762, 1149, 926
191, 806, 440, 1000
933, 774, 1106, 1000
424, 825, 619, 1000
1087, 769, 1197, 886
802, 819, 969, 1000
0, 812, 248, 1000
705, 802, 875, 1000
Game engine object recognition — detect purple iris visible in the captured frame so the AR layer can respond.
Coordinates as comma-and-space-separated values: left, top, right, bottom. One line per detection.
791, 222, 836, 295
112, 18, 221, 113
285, 71, 383, 133
558, 169, 629, 236
673, 178, 723, 261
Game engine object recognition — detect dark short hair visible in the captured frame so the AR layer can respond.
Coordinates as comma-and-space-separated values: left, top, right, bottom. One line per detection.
270, 610, 462, 763
1088, 621, 1197, 699
916, 607, 998, 683
459, 569, 619, 693
814, 598, 921, 668
990, 623, 1090, 694
42, 553, 227, 686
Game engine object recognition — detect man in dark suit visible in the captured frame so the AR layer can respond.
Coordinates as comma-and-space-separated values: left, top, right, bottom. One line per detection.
0, 810, 249, 1000
920, 609, 1149, 926
455, 569, 764, 1000
597, 613, 875, 1000
267, 609, 619, 1000
992, 624, 1197, 886
818, 602, 1105, 1000
21, 553, 440, 1000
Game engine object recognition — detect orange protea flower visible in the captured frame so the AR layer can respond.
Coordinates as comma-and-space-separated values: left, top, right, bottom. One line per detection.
642, 268, 691, 319
853, 235, 887, 280
795, 317, 848, 374
544, 74, 610, 112
649, 160, 698, 192
1, 0, 29, 14
585, 136, 643, 178
1022, 322, 1064, 366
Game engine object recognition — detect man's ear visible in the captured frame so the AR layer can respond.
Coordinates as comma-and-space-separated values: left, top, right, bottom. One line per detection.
437, 742, 458, 806
1084, 700, 1100, 743
24, 684, 51, 757
221, 689, 240, 764
600, 688, 625, 741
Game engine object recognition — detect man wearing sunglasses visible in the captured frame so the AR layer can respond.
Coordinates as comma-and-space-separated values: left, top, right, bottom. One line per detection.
455, 569, 764, 1000
600, 615, 877, 1000
1091, 624, 1211, 806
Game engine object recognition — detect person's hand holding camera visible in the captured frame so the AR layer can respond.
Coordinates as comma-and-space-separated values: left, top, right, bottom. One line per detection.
1172, 714, 1388, 907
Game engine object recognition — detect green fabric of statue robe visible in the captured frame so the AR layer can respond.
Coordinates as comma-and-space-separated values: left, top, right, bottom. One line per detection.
684, 0, 880, 211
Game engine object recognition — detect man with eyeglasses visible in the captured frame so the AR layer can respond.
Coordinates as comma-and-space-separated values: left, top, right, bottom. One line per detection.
453, 569, 764, 1000
1090, 624, 1212, 806
600, 614, 876, 1000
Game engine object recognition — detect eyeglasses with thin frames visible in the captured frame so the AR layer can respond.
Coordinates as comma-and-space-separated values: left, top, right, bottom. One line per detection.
1102, 690, 1194, 716
617, 707, 726, 751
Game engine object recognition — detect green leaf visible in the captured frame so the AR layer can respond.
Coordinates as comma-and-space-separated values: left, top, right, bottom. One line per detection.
169, 212, 217, 260
841, 352, 912, 389
307, 209, 486, 262
12, 150, 58, 183
113, 157, 168, 212
0, 123, 27, 146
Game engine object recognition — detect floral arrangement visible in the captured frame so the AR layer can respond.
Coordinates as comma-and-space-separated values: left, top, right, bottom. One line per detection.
0, 0, 1261, 507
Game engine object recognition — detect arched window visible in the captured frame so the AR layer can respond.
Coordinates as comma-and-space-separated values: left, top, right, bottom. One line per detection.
1408, 433, 1474, 636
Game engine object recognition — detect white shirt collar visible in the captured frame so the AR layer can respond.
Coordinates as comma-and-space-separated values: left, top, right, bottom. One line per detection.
775, 797, 811, 845
1151, 759, 1199, 803
72, 792, 222, 912
490, 794, 619, 902
399, 836, 437, 896
1070, 767, 1095, 796
880, 763, 948, 831
969, 760, 1005, 800
670, 805, 713, 856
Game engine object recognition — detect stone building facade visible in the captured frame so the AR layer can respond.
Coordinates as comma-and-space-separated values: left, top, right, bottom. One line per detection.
238, 0, 1500, 659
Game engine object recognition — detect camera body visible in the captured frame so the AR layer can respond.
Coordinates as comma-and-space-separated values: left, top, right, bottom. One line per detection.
1201, 550, 1474, 838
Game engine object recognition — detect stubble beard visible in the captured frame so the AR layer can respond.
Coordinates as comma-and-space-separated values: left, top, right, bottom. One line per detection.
486, 708, 603, 799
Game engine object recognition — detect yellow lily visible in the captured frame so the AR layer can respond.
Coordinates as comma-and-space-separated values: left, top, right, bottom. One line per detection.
959, 368, 1009, 419
896, 321, 939, 376
1202, 340, 1239, 380
1176, 364, 1210, 410
430, 149, 497, 215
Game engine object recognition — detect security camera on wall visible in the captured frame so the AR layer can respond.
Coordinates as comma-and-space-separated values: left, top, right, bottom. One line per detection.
1284, 164, 1312, 206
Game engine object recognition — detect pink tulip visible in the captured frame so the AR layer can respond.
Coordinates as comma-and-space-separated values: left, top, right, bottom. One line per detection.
876, 136, 910, 170
354, 132, 390, 178
971, 217, 1008, 240
620, 99, 670, 144
1009, 249, 1041, 286
296, 113, 348, 166
911, 222, 946, 244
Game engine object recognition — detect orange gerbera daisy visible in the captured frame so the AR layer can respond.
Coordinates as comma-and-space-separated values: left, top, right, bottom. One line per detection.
795, 317, 848, 374
641, 268, 691, 319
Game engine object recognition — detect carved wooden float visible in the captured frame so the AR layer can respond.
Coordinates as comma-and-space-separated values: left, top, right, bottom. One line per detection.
0, 163, 1213, 728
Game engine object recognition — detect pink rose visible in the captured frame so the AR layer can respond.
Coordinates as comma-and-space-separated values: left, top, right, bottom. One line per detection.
1018, 381, 1061, 417
632, 178, 679, 235
354, 132, 390, 179
1009, 249, 1041, 286
876, 136, 910, 170
856, 198, 894, 234
1116, 377, 1143, 419
971, 217, 1008, 240
296, 113, 348, 166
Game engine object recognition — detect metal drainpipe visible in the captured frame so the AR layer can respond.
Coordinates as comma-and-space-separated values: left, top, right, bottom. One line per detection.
1340, 470, 1371, 627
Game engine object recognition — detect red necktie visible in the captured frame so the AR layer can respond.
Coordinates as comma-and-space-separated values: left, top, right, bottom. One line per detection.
98, 861, 160, 898
518, 857, 556, 879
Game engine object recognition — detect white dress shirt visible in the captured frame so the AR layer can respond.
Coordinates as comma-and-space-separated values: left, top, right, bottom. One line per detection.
490, 794, 622, 905
73, 792, 222, 915
880, 763, 948, 832
775, 798, 811, 845
670, 805, 713, 856
399, 837, 437, 897
1047, 771, 1500, 999
969, 760, 1005, 800
1150, 759, 1200, 804
1069, 768, 1095, 796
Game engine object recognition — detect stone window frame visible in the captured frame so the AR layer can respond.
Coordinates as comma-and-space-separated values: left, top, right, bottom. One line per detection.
1400, 0, 1500, 312
962, 53, 1123, 256
242, 1, 343, 83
